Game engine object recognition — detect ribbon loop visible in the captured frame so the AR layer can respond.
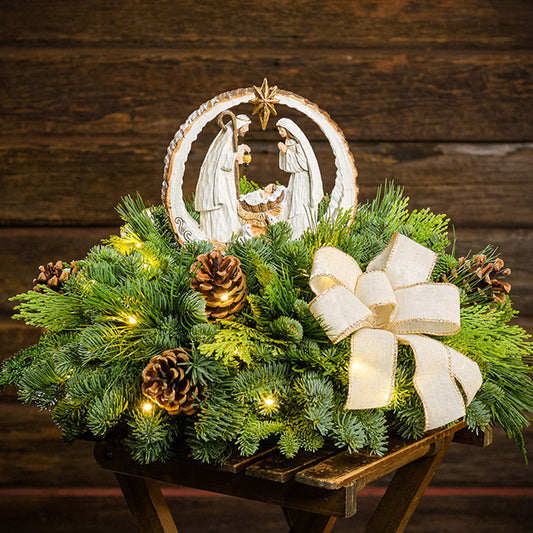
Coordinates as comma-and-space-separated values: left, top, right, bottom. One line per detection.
367, 233, 437, 289
391, 283, 461, 335
309, 285, 373, 344
308, 232, 483, 431
310, 246, 362, 295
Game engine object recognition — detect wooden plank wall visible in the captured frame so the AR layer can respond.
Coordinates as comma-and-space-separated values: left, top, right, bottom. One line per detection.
1, 2, 532, 532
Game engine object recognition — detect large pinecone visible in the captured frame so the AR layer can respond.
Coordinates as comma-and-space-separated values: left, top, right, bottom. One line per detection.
190, 249, 247, 320
33, 261, 79, 293
142, 348, 202, 415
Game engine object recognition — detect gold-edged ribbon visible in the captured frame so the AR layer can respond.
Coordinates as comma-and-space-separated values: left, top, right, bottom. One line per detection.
308, 233, 482, 430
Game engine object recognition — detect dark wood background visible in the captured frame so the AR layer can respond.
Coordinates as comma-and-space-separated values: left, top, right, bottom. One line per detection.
1, 1, 531, 531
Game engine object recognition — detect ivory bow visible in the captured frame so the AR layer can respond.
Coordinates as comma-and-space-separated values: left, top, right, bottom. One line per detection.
309, 233, 482, 430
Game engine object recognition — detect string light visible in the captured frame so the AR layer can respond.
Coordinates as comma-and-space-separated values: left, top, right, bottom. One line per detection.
127, 315, 138, 325
220, 293, 229, 302
263, 397, 275, 407
135, 242, 142, 249
142, 402, 153, 412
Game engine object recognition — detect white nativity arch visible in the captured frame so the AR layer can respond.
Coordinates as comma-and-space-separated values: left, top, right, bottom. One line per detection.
162, 86, 358, 244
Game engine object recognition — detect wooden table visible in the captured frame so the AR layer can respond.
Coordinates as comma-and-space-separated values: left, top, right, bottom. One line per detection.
94, 421, 492, 533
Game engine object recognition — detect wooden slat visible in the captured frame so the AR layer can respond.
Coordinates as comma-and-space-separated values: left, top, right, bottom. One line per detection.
295, 424, 465, 490
1, 1, 531, 49
2, 141, 532, 227
246, 448, 339, 483
94, 442, 358, 518
216, 446, 278, 474
1, 49, 532, 141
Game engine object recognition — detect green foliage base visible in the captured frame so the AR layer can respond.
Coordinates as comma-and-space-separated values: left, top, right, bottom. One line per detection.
2, 184, 532, 465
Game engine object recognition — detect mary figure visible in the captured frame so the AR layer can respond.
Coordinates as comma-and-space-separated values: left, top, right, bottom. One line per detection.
276, 118, 323, 238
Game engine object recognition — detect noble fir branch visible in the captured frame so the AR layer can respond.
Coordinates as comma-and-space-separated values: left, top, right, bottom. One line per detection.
293, 371, 335, 435
188, 322, 219, 346
250, 270, 301, 328
86, 386, 129, 437
52, 397, 90, 443
17, 357, 66, 408
237, 415, 283, 457
227, 237, 275, 294
125, 408, 180, 464
186, 426, 233, 465
193, 377, 247, 443
465, 398, 492, 433
186, 346, 226, 387
330, 410, 367, 453
356, 410, 389, 456
232, 362, 292, 406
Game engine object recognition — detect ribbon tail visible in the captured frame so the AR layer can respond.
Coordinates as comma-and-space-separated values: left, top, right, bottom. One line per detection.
448, 346, 483, 405
346, 328, 397, 410
398, 334, 466, 431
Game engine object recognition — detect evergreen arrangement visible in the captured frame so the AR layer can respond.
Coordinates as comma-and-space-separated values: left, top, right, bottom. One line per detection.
1, 183, 532, 465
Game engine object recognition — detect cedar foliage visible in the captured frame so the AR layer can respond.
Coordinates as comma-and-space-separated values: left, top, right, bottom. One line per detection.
2, 183, 532, 464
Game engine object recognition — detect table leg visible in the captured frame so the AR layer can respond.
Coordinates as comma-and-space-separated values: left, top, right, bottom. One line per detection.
115, 472, 179, 533
365, 433, 454, 533
282, 507, 337, 533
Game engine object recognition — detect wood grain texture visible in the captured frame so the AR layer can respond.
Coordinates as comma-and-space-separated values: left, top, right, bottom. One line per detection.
1, 1, 531, 49
365, 434, 454, 533
2, 141, 532, 227
1, 404, 531, 490
0, 3, 532, 530
1, 49, 531, 141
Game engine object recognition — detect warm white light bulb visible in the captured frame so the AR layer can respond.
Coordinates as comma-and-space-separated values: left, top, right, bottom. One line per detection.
142, 402, 153, 412
220, 293, 229, 302
135, 242, 142, 249
264, 397, 275, 406
128, 315, 138, 325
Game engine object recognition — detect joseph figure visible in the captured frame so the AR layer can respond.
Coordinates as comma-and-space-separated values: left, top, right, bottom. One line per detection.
195, 114, 251, 243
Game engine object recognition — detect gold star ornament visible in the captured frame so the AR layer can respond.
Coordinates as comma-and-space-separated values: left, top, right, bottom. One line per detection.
250, 78, 279, 130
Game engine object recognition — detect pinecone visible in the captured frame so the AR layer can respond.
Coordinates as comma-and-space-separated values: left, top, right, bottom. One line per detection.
33, 261, 79, 293
142, 348, 203, 415
447, 254, 511, 304
190, 249, 247, 320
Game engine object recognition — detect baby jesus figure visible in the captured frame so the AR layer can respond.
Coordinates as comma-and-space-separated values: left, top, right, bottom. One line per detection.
238, 183, 286, 236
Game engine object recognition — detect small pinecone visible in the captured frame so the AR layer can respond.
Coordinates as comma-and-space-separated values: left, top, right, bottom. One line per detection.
451, 254, 512, 303
142, 348, 203, 415
190, 249, 247, 320
33, 261, 79, 293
